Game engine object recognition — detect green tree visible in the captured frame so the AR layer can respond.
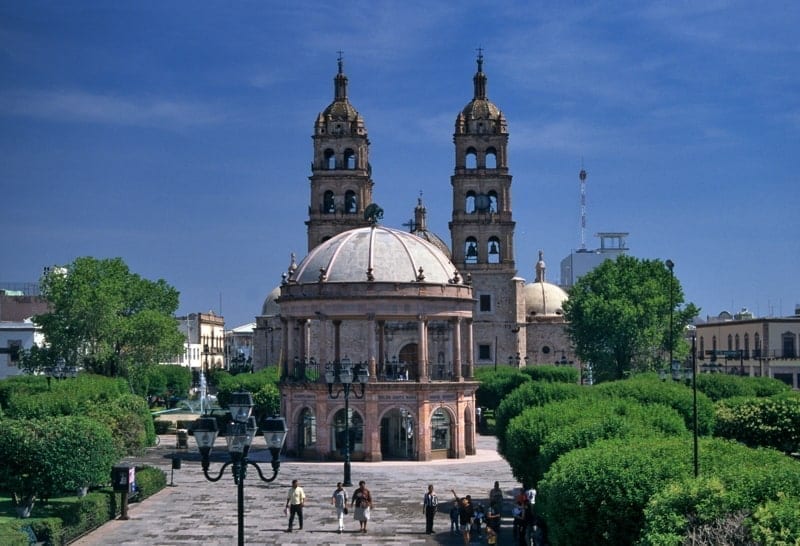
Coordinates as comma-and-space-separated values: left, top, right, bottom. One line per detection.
34, 257, 184, 377
563, 255, 698, 382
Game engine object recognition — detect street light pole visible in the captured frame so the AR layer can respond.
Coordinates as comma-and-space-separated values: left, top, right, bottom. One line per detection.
325, 357, 368, 487
666, 259, 674, 371
691, 333, 699, 478
191, 392, 287, 546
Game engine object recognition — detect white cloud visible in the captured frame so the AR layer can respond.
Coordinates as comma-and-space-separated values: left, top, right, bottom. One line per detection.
0, 89, 225, 128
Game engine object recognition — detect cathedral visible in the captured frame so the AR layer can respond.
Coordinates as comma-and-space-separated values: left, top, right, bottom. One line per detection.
253, 54, 578, 461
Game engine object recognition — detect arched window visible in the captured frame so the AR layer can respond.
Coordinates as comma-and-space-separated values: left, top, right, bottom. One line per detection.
465, 191, 476, 214
344, 149, 356, 169
431, 408, 451, 451
727, 334, 733, 351
712, 335, 717, 352
465, 237, 478, 264
345, 190, 358, 213
782, 332, 797, 358
488, 190, 498, 213
298, 408, 316, 451
487, 236, 500, 264
331, 408, 364, 453
734, 334, 740, 351
324, 149, 336, 170
744, 333, 750, 359
323, 191, 335, 213
465, 148, 477, 169
699, 336, 705, 358
754, 332, 760, 357
485, 148, 497, 169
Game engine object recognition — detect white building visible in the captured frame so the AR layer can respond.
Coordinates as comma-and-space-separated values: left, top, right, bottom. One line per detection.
0, 319, 44, 380
559, 232, 629, 288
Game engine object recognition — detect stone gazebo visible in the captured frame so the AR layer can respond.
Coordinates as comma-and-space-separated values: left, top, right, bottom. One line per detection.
278, 223, 478, 461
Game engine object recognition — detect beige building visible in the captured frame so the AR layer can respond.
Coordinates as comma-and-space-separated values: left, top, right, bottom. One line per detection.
695, 308, 800, 388
253, 55, 579, 461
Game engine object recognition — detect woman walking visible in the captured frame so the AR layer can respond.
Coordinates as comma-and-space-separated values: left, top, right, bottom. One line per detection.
351, 480, 373, 533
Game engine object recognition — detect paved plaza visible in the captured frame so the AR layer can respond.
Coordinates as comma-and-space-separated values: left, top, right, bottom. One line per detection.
72, 433, 524, 545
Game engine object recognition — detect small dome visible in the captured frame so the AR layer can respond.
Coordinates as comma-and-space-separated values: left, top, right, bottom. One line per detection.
261, 286, 281, 316
290, 225, 460, 285
524, 251, 568, 317
524, 281, 568, 317
461, 98, 502, 122
322, 100, 359, 122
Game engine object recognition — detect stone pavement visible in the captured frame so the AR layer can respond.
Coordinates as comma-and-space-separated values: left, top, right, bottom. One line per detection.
71, 434, 523, 545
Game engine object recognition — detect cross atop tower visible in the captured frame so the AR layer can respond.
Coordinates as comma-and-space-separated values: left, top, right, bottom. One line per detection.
337, 50, 344, 73
476, 46, 484, 71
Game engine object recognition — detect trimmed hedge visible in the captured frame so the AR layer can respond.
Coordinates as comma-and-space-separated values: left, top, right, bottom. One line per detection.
714, 396, 800, 454
520, 364, 580, 384
495, 380, 586, 453
475, 367, 530, 411
696, 373, 790, 402
594, 374, 715, 435
215, 368, 281, 419
505, 397, 687, 487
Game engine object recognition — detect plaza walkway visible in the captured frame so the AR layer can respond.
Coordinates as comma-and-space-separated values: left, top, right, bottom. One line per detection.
71, 433, 522, 545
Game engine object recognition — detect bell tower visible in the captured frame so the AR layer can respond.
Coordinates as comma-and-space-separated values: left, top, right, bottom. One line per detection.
449, 52, 524, 364
306, 54, 374, 251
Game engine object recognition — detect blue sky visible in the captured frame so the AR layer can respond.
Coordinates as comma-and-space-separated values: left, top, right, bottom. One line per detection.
1, 1, 798, 327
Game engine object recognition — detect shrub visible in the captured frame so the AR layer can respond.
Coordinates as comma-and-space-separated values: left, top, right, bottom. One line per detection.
695, 373, 790, 402
520, 364, 579, 384
153, 419, 172, 434
638, 440, 800, 545
0, 416, 117, 514
1, 374, 130, 419
714, 396, 800, 454
495, 381, 585, 453
746, 493, 800, 545
475, 367, 530, 410
85, 393, 154, 456
506, 397, 686, 492
58, 492, 112, 543
539, 436, 692, 546
215, 368, 281, 420
132, 465, 166, 500
594, 374, 715, 435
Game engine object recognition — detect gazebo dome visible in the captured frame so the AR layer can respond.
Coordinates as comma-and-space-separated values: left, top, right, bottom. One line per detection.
289, 225, 460, 285
524, 251, 568, 317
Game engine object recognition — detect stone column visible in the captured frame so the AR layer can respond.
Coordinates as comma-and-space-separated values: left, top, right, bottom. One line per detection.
367, 313, 377, 380
283, 317, 293, 378
451, 317, 462, 381
465, 318, 474, 378
333, 320, 342, 362
417, 315, 428, 381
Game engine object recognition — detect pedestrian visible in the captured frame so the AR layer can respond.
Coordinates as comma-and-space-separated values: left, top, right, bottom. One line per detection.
526, 483, 537, 505
330, 482, 347, 534
485, 501, 501, 534
449, 503, 459, 535
285, 479, 306, 532
489, 480, 504, 511
351, 480, 372, 533
451, 489, 474, 546
423, 483, 438, 534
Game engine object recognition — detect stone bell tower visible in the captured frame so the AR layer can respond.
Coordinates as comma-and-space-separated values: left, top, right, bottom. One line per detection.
306, 54, 374, 251
449, 52, 525, 365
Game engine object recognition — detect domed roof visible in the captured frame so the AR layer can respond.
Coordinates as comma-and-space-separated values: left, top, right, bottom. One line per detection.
321, 57, 360, 122
523, 251, 568, 317
289, 225, 460, 285
261, 286, 281, 316
458, 53, 505, 124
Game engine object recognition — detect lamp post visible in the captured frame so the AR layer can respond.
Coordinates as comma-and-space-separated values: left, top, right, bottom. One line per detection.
666, 259, 675, 371
191, 391, 287, 546
325, 357, 368, 487
660, 341, 699, 478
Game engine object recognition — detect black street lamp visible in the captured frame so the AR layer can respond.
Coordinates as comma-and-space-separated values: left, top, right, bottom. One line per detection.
325, 357, 368, 487
666, 259, 675, 371
191, 392, 288, 546
660, 338, 699, 478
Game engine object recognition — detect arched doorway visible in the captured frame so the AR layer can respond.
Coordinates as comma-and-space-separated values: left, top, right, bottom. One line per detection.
298, 407, 316, 458
431, 407, 453, 459
399, 343, 418, 380
331, 408, 364, 459
380, 408, 416, 460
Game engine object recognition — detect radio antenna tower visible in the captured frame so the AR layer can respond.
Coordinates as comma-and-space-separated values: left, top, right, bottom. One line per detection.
579, 162, 588, 250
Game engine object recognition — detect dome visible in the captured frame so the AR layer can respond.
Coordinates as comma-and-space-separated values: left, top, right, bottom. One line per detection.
322, 100, 359, 122
524, 281, 568, 317
289, 225, 460, 285
524, 251, 568, 317
261, 286, 281, 316
461, 98, 502, 122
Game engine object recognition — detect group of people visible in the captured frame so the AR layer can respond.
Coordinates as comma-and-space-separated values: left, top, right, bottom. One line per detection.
284, 477, 546, 543
284, 478, 372, 534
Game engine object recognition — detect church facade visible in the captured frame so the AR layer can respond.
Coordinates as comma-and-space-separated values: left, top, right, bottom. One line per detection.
253, 55, 579, 461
